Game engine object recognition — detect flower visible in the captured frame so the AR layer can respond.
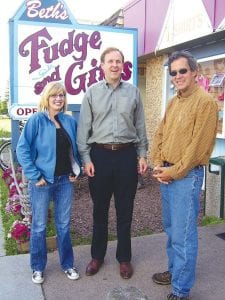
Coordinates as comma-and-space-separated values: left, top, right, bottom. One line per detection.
5, 194, 22, 215
2, 167, 22, 189
9, 219, 31, 243
9, 184, 19, 197
2, 168, 14, 186
2, 167, 31, 243
3, 166, 54, 244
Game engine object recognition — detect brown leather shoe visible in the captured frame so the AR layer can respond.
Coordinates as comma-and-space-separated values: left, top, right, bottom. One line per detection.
119, 262, 133, 279
85, 259, 103, 276
152, 271, 172, 285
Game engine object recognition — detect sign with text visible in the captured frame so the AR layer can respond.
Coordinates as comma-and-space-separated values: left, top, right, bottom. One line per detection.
9, 0, 137, 119
9, 105, 38, 120
156, 0, 212, 51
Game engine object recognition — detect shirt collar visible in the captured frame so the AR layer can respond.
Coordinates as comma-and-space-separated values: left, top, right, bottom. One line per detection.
103, 78, 123, 89
177, 83, 199, 99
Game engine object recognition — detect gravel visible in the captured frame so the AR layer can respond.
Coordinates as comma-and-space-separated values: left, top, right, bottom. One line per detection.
71, 169, 204, 239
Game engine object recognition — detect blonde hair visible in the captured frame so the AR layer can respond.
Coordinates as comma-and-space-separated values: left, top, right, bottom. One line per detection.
38, 81, 67, 112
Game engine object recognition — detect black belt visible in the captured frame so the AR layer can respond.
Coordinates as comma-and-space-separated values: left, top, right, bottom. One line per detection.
93, 143, 133, 151
163, 161, 203, 169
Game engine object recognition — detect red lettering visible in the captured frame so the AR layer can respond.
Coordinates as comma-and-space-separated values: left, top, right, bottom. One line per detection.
19, 28, 102, 73
17, 108, 24, 116
16, 107, 37, 116
25, 108, 32, 115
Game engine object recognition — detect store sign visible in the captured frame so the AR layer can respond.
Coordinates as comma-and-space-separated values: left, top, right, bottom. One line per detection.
156, 0, 213, 51
9, 0, 137, 119
9, 105, 38, 120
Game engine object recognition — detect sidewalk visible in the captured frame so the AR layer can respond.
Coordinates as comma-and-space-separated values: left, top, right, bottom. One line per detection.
0, 223, 225, 300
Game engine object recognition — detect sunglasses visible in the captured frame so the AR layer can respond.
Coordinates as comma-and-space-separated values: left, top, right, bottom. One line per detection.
169, 68, 188, 77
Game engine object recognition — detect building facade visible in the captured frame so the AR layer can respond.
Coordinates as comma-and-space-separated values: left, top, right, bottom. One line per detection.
123, 0, 225, 156
123, 0, 225, 217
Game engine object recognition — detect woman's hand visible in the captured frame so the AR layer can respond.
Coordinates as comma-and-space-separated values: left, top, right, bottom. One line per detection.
69, 174, 78, 183
35, 178, 47, 186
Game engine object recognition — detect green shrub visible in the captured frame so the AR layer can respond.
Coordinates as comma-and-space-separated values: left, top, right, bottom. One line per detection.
0, 128, 10, 138
201, 215, 225, 226
0, 129, 10, 147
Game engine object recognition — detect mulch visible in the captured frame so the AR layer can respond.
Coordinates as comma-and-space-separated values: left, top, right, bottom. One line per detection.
71, 168, 204, 238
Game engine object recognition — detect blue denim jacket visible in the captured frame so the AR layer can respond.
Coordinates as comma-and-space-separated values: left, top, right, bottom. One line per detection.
16, 111, 81, 183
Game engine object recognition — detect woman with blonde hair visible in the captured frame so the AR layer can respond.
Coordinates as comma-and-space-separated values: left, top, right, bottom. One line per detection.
16, 81, 81, 284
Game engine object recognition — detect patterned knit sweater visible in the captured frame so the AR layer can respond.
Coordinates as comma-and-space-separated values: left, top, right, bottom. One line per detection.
151, 85, 218, 180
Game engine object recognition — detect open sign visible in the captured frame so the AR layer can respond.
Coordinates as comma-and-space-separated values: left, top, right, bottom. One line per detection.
9, 105, 37, 120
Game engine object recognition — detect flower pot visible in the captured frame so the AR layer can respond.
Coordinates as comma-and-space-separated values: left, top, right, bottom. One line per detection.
16, 236, 57, 254
16, 240, 30, 253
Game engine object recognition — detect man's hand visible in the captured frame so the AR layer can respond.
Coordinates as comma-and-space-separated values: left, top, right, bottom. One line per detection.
84, 162, 95, 177
152, 166, 173, 184
138, 157, 148, 175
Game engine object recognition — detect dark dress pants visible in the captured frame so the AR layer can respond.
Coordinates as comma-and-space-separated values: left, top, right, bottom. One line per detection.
89, 145, 138, 262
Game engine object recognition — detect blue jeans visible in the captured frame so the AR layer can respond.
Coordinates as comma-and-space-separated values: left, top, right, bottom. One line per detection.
28, 175, 74, 272
160, 167, 204, 297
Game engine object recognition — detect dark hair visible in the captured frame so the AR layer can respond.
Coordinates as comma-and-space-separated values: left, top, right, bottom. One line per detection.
100, 47, 124, 63
167, 50, 198, 73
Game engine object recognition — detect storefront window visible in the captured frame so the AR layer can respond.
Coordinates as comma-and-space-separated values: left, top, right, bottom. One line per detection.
164, 54, 225, 138
197, 54, 225, 138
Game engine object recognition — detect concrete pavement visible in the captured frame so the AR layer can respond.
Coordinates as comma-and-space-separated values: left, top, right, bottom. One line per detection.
0, 223, 225, 299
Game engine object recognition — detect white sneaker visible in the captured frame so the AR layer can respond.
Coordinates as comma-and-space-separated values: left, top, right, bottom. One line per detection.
32, 271, 44, 284
64, 267, 80, 280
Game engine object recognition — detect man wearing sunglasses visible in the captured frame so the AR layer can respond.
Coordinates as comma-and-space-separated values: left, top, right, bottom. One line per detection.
151, 50, 218, 300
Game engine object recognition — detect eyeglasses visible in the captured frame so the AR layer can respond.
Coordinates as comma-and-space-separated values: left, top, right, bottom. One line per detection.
169, 68, 188, 77
50, 94, 65, 99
